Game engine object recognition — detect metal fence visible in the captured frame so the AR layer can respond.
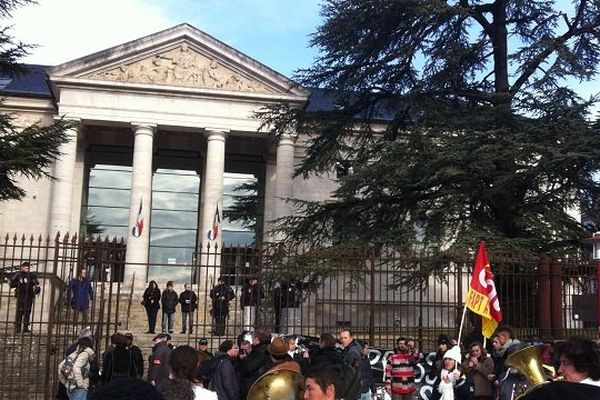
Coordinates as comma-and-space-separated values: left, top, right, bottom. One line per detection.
0, 234, 598, 399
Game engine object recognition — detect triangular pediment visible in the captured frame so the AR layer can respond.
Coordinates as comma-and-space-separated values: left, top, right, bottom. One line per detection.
49, 24, 308, 98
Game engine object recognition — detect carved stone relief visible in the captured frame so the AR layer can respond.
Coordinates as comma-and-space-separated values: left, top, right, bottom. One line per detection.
84, 44, 273, 93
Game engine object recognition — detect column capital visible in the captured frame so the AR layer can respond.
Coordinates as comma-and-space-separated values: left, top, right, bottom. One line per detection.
131, 123, 157, 136
205, 128, 229, 141
278, 132, 297, 146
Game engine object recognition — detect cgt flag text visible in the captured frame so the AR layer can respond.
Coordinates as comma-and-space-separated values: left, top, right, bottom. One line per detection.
465, 241, 503, 338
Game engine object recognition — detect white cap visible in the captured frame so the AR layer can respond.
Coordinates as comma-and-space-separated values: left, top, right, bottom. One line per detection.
443, 345, 462, 364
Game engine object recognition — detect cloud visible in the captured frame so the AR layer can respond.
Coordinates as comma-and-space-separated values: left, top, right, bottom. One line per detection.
9, 0, 174, 65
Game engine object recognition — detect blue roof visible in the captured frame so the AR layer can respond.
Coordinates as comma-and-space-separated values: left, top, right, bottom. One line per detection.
0, 64, 52, 98
305, 87, 395, 121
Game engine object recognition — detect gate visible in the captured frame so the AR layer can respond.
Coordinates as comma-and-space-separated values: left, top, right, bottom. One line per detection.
0, 234, 129, 400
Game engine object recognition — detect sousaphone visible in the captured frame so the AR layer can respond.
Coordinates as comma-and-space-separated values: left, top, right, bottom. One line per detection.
247, 368, 305, 400
505, 344, 553, 399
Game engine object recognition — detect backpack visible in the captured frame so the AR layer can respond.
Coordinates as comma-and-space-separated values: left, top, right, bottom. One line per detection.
58, 351, 81, 384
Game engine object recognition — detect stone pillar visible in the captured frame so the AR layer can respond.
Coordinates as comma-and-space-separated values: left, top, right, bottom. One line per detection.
48, 120, 80, 237
272, 133, 296, 240
124, 123, 156, 285
198, 129, 227, 290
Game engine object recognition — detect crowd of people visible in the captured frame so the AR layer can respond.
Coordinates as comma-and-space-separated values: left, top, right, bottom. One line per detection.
54, 324, 600, 400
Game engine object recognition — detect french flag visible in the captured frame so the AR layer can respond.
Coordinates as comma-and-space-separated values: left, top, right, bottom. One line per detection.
131, 198, 144, 238
207, 204, 221, 241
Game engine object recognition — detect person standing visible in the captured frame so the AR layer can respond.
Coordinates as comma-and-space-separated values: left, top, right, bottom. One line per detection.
209, 276, 234, 336
207, 340, 240, 400
385, 337, 417, 400
125, 333, 144, 379
279, 278, 304, 332
142, 280, 161, 334
339, 329, 367, 400
240, 276, 263, 331
161, 281, 178, 334
68, 268, 94, 323
179, 283, 198, 334
163, 345, 218, 400
461, 342, 494, 400
9, 261, 40, 333
59, 336, 95, 400
148, 333, 172, 391
101, 333, 137, 384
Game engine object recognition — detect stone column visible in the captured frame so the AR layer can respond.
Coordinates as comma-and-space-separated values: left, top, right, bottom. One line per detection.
48, 120, 80, 237
124, 123, 156, 285
198, 129, 228, 290
272, 133, 296, 240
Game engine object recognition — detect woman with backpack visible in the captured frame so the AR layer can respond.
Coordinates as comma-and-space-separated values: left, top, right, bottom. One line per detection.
59, 336, 95, 400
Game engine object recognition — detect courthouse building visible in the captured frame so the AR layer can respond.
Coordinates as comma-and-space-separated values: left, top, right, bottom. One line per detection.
0, 24, 341, 284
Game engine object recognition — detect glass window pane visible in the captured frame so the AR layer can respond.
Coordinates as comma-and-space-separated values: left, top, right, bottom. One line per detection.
87, 189, 131, 207
89, 168, 132, 189
153, 172, 199, 193
224, 174, 258, 196
85, 206, 129, 227
151, 209, 198, 229
149, 246, 195, 264
152, 191, 199, 211
150, 228, 196, 247
81, 225, 128, 239
222, 230, 255, 246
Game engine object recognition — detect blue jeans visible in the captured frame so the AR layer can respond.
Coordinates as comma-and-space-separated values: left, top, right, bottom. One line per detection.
360, 391, 372, 400
68, 388, 87, 400
181, 311, 193, 333
162, 312, 174, 332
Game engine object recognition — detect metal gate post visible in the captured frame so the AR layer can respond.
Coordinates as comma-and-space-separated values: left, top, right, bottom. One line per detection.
43, 233, 61, 400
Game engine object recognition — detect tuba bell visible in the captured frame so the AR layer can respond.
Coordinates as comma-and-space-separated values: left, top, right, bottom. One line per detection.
247, 368, 305, 400
505, 344, 553, 399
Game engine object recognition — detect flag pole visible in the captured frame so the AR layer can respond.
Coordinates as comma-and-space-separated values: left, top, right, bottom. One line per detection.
457, 301, 468, 346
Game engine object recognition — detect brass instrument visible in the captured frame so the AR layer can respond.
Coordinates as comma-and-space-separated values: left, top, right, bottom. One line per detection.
505, 344, 553, 400
247, 368, 305, 400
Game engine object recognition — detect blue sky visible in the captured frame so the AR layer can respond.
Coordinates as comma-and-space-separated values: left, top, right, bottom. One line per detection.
11, 0, 323, 78
9, 0, 598, 114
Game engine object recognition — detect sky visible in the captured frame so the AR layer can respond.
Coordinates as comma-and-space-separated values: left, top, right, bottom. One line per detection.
7, 0, 599, 115
9, 0, 323, 78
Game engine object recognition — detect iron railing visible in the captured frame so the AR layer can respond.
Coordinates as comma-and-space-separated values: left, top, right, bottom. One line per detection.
0, 233, 598, 399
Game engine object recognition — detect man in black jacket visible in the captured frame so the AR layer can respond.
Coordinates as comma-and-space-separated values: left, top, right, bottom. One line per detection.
209, 276, 235, 336
208, 340, 240, 400
240, 277, 263, 331
160, 281, 178, 334
178, 283, 197, 334
239, 329, 271, 395
125, 333, 144, 379
9, 261, 40, 333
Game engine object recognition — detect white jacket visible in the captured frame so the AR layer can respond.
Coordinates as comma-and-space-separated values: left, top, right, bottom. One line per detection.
60, 347, 95, 390
438, 369, 460, 400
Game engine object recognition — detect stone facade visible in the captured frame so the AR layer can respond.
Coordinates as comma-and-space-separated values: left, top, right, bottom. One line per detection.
0, 23, 339, 286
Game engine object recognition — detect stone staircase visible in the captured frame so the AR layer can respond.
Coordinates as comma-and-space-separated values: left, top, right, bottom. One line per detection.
115, 291, 238, 377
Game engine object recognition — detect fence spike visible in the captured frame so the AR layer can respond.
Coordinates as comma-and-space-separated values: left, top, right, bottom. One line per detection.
71, 233, 78, 244
4, 233, 9, 241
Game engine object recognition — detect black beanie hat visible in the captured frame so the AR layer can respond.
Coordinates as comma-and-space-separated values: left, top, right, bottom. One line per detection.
437, 334, 450, 345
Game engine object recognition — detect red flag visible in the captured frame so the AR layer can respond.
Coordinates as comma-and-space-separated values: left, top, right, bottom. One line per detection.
465, 241, 503, 338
